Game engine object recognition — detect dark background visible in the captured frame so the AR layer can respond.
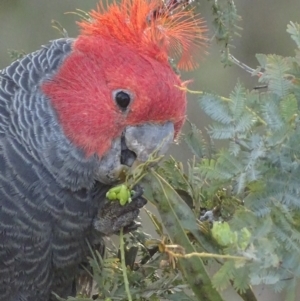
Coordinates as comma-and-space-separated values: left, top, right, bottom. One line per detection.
1, 0, 299, 299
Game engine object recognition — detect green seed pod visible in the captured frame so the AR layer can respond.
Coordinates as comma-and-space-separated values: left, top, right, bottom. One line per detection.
106, 191, 117, 200
108, 185, 123, 193
118, 185, 129, 202
106, 184, 126, 201
119, 196, 128, 206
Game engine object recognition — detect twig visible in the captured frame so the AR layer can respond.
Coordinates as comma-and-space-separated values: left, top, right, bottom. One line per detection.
176, 86, 231, 102
167, 250, 251, 261
228, 53, 263, 77
120, 228, 132, 301
177, 86, 267, 126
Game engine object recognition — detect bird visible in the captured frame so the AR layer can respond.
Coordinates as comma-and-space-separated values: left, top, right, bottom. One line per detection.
0, 0, 207, 300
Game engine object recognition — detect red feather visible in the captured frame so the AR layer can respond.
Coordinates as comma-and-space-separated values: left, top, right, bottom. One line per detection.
78, 0, 207, 70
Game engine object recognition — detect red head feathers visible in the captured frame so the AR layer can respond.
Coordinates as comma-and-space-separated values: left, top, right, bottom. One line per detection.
78, 0, 207, 70
43, 0, 207, 157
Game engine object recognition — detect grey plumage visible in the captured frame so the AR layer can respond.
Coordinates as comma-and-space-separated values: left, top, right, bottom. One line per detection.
0, 38, 145, 301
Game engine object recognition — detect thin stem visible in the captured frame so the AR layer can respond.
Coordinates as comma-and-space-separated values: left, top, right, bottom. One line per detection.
120, 228, 132, 301
168, 250, 251, 261
177, 86, 267, 126
176, 86, 231, 102
245, 107, 267, 126
228, 54, 263, 77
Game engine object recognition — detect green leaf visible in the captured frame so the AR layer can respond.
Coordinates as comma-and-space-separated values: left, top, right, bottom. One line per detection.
199, 94, 233, 124
167, 291, 197, 301
228, 141, 241, 156
259, 55, 292, 98
208, 123, 236, 140
232, 265, 250, 293
210, 0, 241, 66
287, 22, 300, 48
256, 53, 267, 69
158, 157, 190, 192
7, 49, 26, 61
184, 122, 206, 158
236, 172, 247, 194
250, 271, 280, 285
280, 93, 298, 122
235, 113, 256, 133
212, 261, 235, 291
260, 93, 284, 130
229, 81, 247, 119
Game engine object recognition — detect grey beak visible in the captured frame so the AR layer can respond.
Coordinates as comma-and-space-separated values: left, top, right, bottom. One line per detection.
96, 122, 174, 185
123, 122, 174, 165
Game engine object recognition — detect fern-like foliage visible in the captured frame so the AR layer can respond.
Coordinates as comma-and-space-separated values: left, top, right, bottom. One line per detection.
60, 231, 194, 301
207, 0, 242, 65
177, 22, 300, 300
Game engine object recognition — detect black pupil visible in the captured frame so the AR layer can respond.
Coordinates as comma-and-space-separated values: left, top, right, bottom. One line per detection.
115, 91, 130, 109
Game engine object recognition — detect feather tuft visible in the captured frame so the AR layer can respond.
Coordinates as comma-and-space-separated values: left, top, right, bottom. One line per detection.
78, 0, 207, 70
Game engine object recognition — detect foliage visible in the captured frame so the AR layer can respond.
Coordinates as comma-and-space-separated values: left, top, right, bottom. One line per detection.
180, 21, 300, 299
58, 229, 196, 301
206, 0, 242, 65
7, 49, 26, 61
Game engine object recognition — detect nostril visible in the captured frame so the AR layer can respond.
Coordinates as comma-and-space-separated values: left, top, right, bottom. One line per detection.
121, 135, 137, 167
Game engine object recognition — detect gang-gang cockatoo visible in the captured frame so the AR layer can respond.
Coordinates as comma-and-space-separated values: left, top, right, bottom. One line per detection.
0, 0, 206, 300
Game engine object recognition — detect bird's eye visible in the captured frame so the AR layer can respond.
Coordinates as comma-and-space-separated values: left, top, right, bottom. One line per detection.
114, 91, 131, 110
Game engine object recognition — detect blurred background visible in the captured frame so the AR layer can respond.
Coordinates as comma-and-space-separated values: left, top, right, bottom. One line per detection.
0, 0, 299, 300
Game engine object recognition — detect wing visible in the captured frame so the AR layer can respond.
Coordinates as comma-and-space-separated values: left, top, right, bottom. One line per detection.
0, 38, 75, 301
